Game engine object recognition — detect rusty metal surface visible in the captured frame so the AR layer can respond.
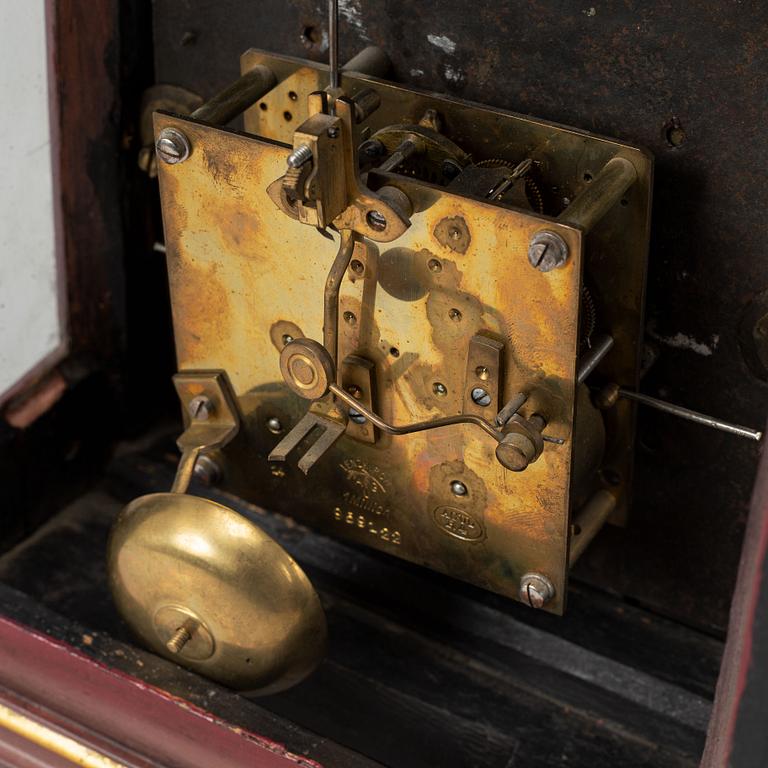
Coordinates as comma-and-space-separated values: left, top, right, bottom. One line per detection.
152, 0, 768, 633
154, 63, 651, 611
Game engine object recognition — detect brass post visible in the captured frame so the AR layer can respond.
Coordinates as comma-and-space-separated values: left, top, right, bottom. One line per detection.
191, 65, 277, 126
569, 490, 617, 567
559, 156, 637, 233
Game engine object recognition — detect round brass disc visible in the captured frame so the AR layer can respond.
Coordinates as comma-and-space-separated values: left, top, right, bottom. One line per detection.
279, 338, 334, 400
108, 493, 327, 695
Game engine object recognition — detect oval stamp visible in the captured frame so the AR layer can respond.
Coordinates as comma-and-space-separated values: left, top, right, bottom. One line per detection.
432, 505, 484, 542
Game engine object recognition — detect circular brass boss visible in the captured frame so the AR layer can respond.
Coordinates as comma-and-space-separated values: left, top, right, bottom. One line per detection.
279, 338, 335, 400
108, 492, 327, 695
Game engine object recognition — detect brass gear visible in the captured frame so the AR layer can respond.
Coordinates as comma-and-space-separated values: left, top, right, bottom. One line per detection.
476, 158, 544, 213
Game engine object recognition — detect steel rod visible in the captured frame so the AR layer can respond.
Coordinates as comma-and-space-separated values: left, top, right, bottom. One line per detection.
496, 392, 529, 426
329, 0, 339, 91
577, 334, 615, 384
619, 389, 763, 442
378, 138, 419, 173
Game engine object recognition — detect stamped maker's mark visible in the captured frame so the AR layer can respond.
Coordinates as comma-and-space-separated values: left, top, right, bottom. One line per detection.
432, 505, 484, 541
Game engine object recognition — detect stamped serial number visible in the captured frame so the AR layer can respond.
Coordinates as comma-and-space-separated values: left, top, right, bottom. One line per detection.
333, 507, 402, 545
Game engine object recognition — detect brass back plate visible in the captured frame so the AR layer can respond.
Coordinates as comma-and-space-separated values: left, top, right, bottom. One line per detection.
155, 52, 651, 613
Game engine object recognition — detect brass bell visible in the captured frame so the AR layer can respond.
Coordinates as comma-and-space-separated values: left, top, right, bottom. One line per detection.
108, 371, 327, 694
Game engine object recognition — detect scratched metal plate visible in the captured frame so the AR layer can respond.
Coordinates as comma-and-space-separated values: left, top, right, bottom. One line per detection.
238, 51, 653, 528
155, 63, 650, 612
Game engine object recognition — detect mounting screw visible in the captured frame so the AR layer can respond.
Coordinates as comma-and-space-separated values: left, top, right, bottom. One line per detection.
519, 573, 555, 609
166, 625, 193, 654
528, 230, 569, 272
193, 454, 221, 486
348, 407, 367, 425
442, 158, 462, 180
450, 480, 468, 497
267, 417, 283, 434
188, 395, 213, 421
156, 127, 191, 165
282, 333, 294, 346
287, 144, 313, 168
471, 387, 491, 407
327, 126, 339, 139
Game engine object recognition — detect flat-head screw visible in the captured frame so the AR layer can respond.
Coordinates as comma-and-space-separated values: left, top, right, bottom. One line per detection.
528, 230, 569, 272
519, 573, 555, 609
188, 395, 213, 421
156, 127, 191, 165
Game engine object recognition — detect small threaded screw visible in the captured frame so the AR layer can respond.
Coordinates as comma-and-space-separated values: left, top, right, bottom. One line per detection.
287, 144, 313, 168
166, 626, 192, 654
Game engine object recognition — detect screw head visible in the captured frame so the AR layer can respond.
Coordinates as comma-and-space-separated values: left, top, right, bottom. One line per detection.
519, 573, 555, 609
471, 387, 492, 407
433, 382, 447, 397
188, 395, 213, 421
441, 158, 462, 180
450, 480, 468, 497
528, 230, 569, 272
267, 417, 283, 434
193, 454, 221, 486
348, 407, 367, 425
327, 126, 340, 138
282, 333, 294, 346
156, 127, 191, 165
366, 210, 387, 232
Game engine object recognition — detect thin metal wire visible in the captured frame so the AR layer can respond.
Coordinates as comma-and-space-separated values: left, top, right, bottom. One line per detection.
329, 0, 339, 91
619, 389, 763, 442
332, 384, 566, 445
330, 383, 502, 441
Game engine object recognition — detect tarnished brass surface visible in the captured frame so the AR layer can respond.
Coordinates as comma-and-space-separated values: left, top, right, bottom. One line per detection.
108, 492, 327, 694
154, 51, 652, 613
240, 50, 652, 527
